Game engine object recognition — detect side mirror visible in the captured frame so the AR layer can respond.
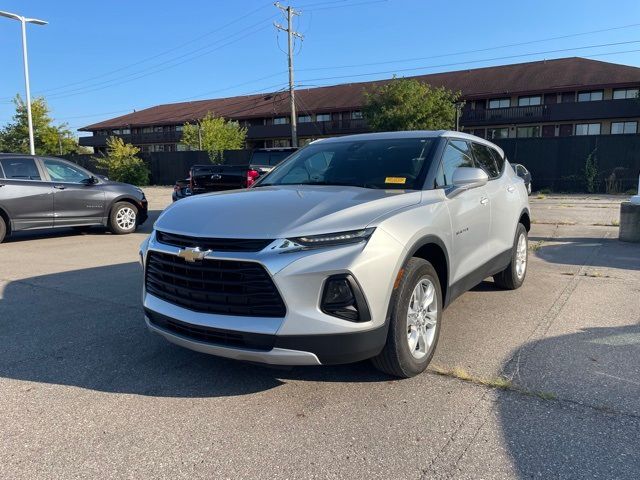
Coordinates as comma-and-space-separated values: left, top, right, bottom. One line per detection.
448, 167, 488, 198
82, 176, 99, 185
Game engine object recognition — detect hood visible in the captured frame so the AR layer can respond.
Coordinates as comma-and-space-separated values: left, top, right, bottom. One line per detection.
155, 185, 421, 238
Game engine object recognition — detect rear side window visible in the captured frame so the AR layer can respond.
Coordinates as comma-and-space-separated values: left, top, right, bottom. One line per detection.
471, 143, 499, 178
0, 158, 41, 180
435, 140, 474, 187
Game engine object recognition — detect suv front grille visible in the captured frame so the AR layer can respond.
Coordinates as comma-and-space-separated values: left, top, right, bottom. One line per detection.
145, 251, 286, 317
156, 231, 272, 252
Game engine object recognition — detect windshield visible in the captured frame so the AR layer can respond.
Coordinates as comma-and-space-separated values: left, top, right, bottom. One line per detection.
255, 137, 436, 189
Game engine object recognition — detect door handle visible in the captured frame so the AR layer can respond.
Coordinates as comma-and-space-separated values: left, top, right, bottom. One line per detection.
480, 196, 489, 205
53, 185, 66, 190
507, 185, 516, 193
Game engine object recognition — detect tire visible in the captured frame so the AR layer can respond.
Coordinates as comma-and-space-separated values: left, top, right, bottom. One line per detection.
372, 257, 442, 378
493, 223, 528, 290
0, 215, 6, 243
109, 202, 138, 235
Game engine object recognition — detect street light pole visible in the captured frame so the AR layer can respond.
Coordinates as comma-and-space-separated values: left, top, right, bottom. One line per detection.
0, 10, 47, 155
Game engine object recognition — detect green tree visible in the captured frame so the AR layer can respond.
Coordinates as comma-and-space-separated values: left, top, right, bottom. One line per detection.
0, 94, 83, 155
363, 78, 461, 132
181, 112, 247, 163
95, 136, 149, 186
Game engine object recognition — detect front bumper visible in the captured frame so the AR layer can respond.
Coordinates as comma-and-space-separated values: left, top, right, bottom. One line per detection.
140, 227, 404, 365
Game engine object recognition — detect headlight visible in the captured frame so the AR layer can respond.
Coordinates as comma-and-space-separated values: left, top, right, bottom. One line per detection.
290, 228, 375, 247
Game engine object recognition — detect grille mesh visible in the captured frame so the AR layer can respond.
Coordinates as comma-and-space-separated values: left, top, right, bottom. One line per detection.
145, 251, 286, 317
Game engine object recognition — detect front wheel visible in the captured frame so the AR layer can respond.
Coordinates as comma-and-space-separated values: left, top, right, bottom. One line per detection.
109, 202, 138, 235
0, 215, 6, 243
493, 223, 528, 290
372, 257, 442, 378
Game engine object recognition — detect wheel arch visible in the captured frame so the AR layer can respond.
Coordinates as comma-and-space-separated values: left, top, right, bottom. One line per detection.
405, 235, 450, 307
519, 208, 531, 232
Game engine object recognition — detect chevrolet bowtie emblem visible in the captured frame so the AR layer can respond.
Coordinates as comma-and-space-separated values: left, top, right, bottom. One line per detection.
177, 247, 211, 262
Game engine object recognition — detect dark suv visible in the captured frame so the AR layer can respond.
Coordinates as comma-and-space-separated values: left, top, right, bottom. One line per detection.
0, 154, 148, 243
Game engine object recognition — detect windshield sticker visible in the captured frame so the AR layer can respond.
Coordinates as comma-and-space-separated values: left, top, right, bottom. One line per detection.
385, 177, 407, 184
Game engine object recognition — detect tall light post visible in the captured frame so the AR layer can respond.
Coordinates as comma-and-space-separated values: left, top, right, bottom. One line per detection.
0, 10, 47, 155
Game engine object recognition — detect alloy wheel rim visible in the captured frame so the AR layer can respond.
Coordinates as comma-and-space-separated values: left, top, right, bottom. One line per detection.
406, 278, 438, 360
516, 233, 527, 279
116, 207, 136, 230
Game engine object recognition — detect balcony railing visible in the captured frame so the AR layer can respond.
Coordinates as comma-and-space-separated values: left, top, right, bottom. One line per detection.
462, 99, 640, 126
80, 119, 370, 147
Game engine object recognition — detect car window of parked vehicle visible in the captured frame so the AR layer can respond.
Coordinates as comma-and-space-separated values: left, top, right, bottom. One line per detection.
256, 138, 436, 190
435, 140, 474, 187
471, 143, 500, 179
0, 158, 41, 181
43, 159, 91, 183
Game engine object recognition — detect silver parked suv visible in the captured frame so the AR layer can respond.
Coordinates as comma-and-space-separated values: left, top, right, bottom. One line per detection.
140, 131, 530, 377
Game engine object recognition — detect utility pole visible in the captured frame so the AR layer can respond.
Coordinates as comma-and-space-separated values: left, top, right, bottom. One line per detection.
274, 3, 303, 148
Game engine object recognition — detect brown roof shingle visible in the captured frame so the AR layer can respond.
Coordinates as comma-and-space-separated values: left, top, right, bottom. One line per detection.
80, 57, 640, 131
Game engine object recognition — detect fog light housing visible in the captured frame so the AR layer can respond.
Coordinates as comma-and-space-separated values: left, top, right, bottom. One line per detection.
321, 274, 371, 322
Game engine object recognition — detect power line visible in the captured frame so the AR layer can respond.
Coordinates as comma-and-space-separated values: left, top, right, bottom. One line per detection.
297, 40, 640, 83
29, 2, 275, 96
298, 22, 640, 72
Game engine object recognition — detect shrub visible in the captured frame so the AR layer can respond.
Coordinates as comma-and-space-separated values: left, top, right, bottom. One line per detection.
583, 149, 598, 194
95, 137, 149, 185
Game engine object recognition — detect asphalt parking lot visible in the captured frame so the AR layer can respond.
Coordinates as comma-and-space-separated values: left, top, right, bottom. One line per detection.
1, 189, 639, 479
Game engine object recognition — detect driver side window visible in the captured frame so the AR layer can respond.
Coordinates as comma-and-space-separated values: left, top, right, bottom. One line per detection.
43, 159, 90, 183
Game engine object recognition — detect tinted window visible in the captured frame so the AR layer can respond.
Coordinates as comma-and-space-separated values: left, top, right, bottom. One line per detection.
257, 138, 435, 190
0, 158, 41, 180
43, 159, 91, 183
471, 143, 499, 178
436, 140, 474, 187
490, 148, 505, 175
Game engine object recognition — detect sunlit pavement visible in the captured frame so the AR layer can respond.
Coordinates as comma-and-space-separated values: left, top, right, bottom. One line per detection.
1, 190, 638, 479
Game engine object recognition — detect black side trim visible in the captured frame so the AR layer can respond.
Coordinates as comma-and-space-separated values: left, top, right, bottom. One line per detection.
274, 325, 388, 365
447, 249, 512, 306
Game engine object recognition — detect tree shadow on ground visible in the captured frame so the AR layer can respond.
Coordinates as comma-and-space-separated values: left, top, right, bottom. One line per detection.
498, 323, 640, 478
529, 235, 640, 271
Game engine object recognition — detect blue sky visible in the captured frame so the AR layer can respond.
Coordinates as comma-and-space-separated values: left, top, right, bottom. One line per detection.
1, 0, 640, 135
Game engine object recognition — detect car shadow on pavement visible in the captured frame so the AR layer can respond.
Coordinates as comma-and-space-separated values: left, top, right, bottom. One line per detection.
529, 235, 640, 271
0, 261, 387, 399
498, 323, 640, 478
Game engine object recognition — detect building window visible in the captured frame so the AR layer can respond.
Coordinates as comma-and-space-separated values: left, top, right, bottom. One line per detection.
518, 96, 542, 107
487, 127, 509, 139
175, 125, 183, 132
316, 113, 331, 122
613, 88, 639, 100
611, 121, 638, 134
177, 143, 189, 151
273, 117, 289, 125
575, 123, 601, 135
142, 127, 153, 134
351, 111, 363, 119
516, 126, 540, 138
273, 139, 291, 147
488, 98, 510, 109
298, 115, 312, 123
577, 90, 603, 102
